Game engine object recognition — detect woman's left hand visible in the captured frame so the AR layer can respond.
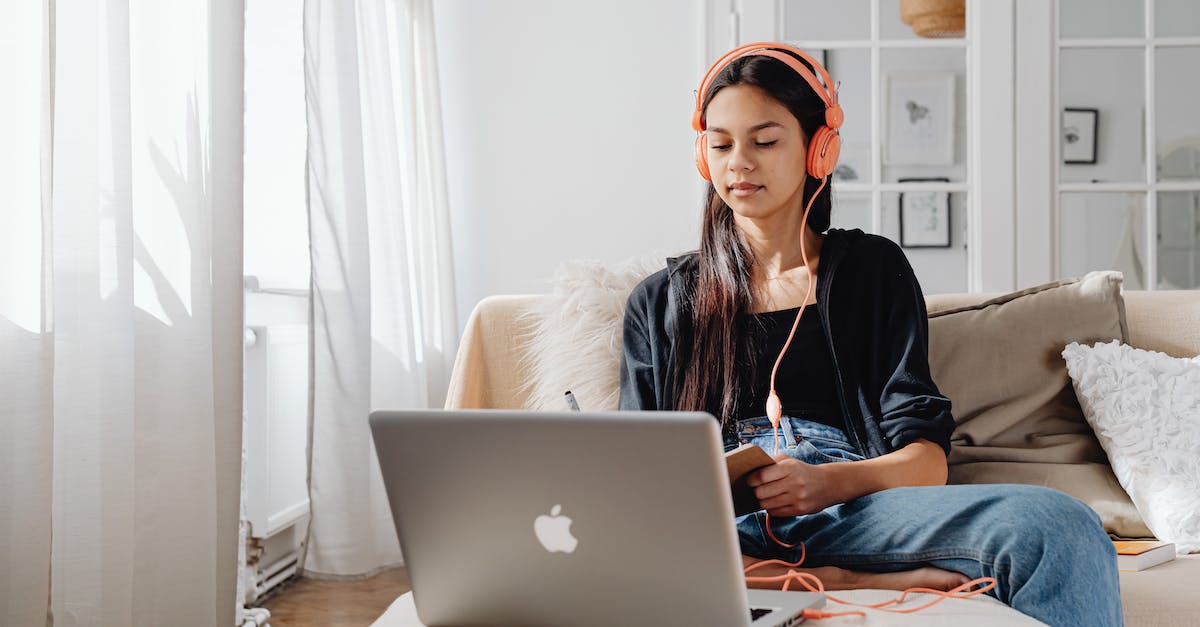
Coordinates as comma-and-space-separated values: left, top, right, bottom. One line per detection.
747, 454, 843, 516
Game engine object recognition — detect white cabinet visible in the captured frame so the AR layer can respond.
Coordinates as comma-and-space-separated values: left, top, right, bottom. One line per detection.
718, 0, 1200, 291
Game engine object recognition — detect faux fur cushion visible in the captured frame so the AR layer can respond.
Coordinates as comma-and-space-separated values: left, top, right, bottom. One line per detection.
1063, 340, 1200, 553
515, 257, 664, 412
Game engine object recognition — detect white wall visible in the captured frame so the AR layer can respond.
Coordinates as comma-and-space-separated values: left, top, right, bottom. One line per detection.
433, 1, 709, 328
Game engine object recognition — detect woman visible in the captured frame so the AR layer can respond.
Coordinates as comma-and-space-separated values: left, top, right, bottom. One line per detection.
619, 42, 1122, 626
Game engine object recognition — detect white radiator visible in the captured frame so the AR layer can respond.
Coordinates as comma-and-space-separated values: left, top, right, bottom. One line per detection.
244, 323, 310, 535
241, 317, 309, 605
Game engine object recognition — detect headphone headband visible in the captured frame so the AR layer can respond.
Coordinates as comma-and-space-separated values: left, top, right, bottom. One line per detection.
690, 41, 845, 184
691, 42, 841, 132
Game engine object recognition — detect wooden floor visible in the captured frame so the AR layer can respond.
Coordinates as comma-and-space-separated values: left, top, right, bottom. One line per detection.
260, 567, 411, 627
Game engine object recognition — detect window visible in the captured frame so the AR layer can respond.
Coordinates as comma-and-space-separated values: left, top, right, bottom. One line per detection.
1053, 0, 1200, 289
244, 0, 309, 292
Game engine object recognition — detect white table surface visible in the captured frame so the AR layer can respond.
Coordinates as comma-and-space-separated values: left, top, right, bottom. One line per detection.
371, 589, 1044, 626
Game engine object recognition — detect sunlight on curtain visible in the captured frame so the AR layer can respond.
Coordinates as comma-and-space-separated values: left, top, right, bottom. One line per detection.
1, 0, 244, 624
0, 5, 53, 626
304, 0, 459, 576
0, 2, 46, 333
130, 0, 207, 323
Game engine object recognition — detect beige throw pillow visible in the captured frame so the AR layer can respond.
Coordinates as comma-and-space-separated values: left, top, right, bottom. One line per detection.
928, 271, 1153, 538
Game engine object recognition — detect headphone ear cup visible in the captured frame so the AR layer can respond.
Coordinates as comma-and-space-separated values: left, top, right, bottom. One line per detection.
806, 126, 841, 180
695, 134, 712, 181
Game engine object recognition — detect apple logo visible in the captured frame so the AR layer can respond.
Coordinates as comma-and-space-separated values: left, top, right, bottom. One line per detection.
534, 504, 578, 553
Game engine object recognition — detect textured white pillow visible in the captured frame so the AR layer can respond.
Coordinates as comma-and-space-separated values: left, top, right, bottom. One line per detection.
1062, 340, 1200, 553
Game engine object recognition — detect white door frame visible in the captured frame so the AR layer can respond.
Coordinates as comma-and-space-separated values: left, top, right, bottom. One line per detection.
1014, 0, 1055, 288
969, 0, 1018, 292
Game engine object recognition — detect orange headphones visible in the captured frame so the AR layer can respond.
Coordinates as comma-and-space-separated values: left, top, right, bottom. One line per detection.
691, 42, 844, 182
692, 42, 845, 431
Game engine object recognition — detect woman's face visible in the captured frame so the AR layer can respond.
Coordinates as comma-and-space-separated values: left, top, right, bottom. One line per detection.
703, 84, 809, 223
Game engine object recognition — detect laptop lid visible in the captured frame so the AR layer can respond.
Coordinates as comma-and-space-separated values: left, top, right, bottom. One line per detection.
369, 409, 823, 626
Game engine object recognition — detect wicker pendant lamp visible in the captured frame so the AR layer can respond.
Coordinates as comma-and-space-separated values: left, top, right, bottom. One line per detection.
899, 0, 965, 38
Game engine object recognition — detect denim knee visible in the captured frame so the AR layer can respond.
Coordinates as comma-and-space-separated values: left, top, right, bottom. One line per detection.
983, 486, 1122, 625
1010, 486, 1104, 534
986, 485, 1115, 568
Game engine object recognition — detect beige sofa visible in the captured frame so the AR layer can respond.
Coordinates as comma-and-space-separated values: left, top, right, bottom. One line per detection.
443, 279, 1200, 627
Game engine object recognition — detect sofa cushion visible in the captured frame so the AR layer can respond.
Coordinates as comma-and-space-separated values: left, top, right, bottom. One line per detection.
927, 271, 1153, 538
1063, 340, 1200, 552
1118, 554, 1200, 626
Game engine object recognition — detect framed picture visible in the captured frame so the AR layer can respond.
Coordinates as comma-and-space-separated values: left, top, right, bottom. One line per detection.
1062, 107, 1098, 164
884, 72, 956, 166
899, 177, 951, 248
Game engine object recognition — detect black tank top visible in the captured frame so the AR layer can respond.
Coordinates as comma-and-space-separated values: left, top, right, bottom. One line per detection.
735, 304, 844, 429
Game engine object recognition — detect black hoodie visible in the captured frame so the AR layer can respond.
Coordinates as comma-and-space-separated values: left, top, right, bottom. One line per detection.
618, 228, 955, 459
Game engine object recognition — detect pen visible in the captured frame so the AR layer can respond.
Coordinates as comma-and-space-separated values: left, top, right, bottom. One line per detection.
564, 390, 581, 412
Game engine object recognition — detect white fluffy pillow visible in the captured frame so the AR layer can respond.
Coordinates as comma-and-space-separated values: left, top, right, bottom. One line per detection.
516, 257, 664, 412
1062, 340, 1200, 553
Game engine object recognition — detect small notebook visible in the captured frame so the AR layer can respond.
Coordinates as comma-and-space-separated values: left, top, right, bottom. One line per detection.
725, 443, 776, 516
1113, 540, 1176, 572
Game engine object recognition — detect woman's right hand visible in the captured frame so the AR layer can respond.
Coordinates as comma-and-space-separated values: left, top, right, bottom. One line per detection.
748, 454, 844, 516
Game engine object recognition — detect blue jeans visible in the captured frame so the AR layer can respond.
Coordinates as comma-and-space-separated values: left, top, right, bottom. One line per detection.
726, 415, 1124, 627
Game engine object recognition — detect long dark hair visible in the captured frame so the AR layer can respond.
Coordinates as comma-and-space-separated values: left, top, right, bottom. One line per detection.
673, 50, 834, 428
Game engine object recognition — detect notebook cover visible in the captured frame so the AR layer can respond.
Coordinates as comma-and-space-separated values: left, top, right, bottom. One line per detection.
726, 443, 776, 517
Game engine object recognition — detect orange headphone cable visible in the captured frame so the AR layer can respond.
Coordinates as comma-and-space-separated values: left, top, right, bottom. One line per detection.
764, 175, 827, 443
744, 554, 999, 618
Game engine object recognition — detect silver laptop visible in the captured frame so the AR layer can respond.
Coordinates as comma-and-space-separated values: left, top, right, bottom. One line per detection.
370, 409, 825, 626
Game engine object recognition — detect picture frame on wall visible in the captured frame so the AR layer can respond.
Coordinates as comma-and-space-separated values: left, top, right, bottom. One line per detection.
1062, 107, 1098, 165
884, 72, 955, 166
898, 177, 951, 248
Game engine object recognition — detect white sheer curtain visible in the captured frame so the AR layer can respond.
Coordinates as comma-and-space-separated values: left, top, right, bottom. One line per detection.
0, 0, 244, 624
303, 0, 458, 576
